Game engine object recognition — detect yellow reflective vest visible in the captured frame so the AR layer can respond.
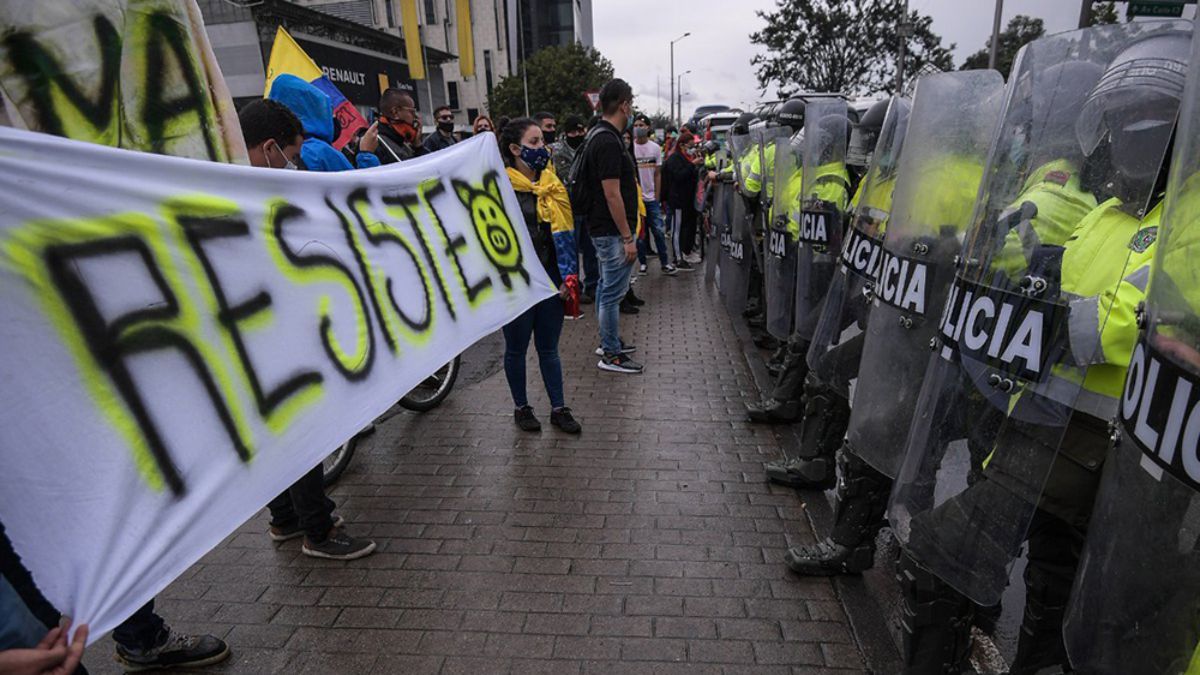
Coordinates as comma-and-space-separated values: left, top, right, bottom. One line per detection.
994, 160, 1098, 278
1055, 198, 1162, 414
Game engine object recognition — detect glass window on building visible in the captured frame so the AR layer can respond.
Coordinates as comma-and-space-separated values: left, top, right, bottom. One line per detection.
385, 0, 395, 26
448, 81, 460, 110
423, 0, 437, 24
484, 49, 494, 97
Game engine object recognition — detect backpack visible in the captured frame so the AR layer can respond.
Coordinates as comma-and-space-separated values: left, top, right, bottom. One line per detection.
567, 124, 621, 213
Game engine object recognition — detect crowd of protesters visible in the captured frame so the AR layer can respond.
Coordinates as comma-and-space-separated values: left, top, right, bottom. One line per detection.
0, 72, 717, 674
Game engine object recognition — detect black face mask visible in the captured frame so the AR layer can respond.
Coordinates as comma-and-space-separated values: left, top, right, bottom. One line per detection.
437, 120, 454, 133
566, 134, 584, 149
543, 130, 557, 145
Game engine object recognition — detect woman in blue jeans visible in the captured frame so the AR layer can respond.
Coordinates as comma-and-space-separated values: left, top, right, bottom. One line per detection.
500, 118, 582, 433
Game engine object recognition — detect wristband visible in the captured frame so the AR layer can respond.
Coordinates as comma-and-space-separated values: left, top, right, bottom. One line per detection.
622, 236, 634, 244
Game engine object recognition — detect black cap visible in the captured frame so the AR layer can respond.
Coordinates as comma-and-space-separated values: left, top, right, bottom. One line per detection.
563, 115, 585, 132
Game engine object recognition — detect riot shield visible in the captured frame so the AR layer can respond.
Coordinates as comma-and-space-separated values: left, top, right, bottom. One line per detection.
764, 133, 803, 338
1064, 23, 1200, 673
845, 72, 1004, 475
805, 97, 911, 393
793, 99, 851, 341
888, 21, 1192, 606
720, 188, 752, 315
705, 180, 729, 286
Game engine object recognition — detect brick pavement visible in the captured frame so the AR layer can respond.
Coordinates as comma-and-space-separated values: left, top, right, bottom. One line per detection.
83, 267, 868, 674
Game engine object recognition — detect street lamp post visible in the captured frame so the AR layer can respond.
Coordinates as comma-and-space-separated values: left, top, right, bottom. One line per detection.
670, 32, 691, 124
676, 70, 692, 126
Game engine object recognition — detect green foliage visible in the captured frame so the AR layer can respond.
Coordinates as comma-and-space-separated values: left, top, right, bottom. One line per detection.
749, 0, 955, 97
487, 43, 614, 123
960, 15, 1045, 77
1090, 1, 1121, 24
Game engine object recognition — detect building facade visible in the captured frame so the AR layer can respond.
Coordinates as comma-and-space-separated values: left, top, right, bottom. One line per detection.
201, 0, 592, 128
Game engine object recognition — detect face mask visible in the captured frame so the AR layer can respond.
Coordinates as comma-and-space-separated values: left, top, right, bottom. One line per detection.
269, 142, 297, 170
519, 145, 551, 172
388, 118, 419, 144
566, 134, 584, 149
634, 127, 649, 140
437, 120, 455, 133
543, 130, 557, 144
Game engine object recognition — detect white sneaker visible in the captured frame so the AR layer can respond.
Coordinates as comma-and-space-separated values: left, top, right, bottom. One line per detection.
639, 264, 648, 275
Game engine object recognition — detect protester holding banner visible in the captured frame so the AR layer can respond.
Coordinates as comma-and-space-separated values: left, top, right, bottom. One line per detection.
376, 88, 426, 164
473, 115, 495, 135
268, 74, 380, 171
238, 99, 379, 561
500, 118, 583, 434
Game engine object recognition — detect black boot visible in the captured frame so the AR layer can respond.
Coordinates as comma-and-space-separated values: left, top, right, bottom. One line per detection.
764, 374, 849, 489
785, 448, 891, 575
896, 552, 975, 674
746, 397, 802, 423
625, 288, 645, 306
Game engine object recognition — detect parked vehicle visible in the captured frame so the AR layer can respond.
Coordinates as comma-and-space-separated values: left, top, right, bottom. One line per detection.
322, 356, 461, 485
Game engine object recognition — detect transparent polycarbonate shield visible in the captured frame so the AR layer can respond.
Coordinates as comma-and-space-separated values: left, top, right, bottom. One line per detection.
720, 187, 752, 315
846, 71, 1004, 477
765, 134, 803, 339
729, 132, 754, 194
806, 97, 911, 391
888, 21, 1192, 606
1065, 26, 1200, 671
793, 100, 851, 341
705, 181, 729, 286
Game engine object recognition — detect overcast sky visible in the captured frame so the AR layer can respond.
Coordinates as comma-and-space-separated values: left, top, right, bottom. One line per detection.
591, 1, 1193, 117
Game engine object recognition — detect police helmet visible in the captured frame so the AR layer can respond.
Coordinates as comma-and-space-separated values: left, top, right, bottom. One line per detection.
731, 112, 757, 136
776, 98, 806, 132
1077, 30, 1190, 191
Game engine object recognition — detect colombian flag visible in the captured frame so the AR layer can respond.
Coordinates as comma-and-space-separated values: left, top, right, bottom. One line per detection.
263, 27, 367, 150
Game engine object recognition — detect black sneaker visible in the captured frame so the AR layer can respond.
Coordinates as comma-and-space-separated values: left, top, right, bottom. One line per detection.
675, 259, 695, 271
662, 264, 679, 276
115, 628, 230, 672
619, 301, 640, 314
580, 291, 595, 305
302, 527, 377, 560
625, 289, 646, 306
269, 514, 344, 542
594, 340, 636, 356
550, 407, 582, 434
598, 352, 644, 374
514, 405, 542, 431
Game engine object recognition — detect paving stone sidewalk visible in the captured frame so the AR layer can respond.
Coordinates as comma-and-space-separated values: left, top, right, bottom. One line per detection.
83, 266, 868, 674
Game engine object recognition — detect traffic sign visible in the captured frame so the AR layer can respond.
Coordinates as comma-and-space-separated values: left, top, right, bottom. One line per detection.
1129, 2, 1184, 16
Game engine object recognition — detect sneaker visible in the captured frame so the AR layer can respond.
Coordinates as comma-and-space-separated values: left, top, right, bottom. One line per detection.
662, 264, 678, 276
597, 352, 644, 374
302, 527, 377, 560
638, 264, 648, 275
580, 291, 595, 305
686, 253, 703, 264
678, 259, 696, 271
514, 405, 541, 432
626, 290, 646, 306
619, 302, 640, 315
594, 340, 636, 356
550, 407, 582, 434
269, 515, 345, 542
115, 627, 230, 672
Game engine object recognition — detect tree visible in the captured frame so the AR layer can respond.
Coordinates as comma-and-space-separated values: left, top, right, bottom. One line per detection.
749, 0, 955, 98
488, 42, 613, 123
960, 15, 1045, 77
1090, 1, 1121, 25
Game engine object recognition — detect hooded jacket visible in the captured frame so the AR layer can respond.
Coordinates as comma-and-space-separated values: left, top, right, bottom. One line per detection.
268, 74, 379, 172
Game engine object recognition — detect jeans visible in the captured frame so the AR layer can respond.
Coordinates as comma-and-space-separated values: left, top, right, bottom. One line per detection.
502, 295, 565, 409
113, 600, 166, 651
0, 576, 45, 650
636, 200, 669, 267
576, 216, 599, 295
267, 464, 335, 541
594, 235, 635, 356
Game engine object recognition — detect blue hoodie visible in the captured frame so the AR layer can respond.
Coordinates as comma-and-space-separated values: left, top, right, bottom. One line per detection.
268, 74, 379, 172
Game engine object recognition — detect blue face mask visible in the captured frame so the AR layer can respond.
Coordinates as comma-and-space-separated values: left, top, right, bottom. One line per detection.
520, 145, 551, 172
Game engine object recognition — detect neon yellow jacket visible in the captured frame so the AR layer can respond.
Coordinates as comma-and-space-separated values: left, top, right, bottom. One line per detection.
778, 170, 805, 237
848, 171, 897, 238
802, 161, 851, 212
994, 160, 1098, 278
742, 142, 762, 197
1053, 198, 1162, 414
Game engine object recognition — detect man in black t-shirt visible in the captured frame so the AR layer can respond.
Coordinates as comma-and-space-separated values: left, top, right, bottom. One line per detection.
578, 79, 643, 373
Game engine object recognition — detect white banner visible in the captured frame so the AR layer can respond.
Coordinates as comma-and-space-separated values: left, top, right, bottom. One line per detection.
0, 127, 556, 640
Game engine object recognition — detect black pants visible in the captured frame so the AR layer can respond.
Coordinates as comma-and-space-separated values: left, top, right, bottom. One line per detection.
678, 206, 698, 256
113, 599, 166, 651
267, 464, 335, 541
